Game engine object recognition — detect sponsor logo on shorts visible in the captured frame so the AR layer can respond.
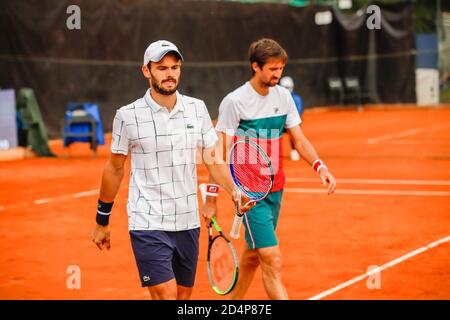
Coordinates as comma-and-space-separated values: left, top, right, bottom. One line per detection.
143, 276, 151, 282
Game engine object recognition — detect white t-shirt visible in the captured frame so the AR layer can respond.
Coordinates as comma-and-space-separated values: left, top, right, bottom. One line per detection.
215, 81, 301, 136
111, 89, 218, 231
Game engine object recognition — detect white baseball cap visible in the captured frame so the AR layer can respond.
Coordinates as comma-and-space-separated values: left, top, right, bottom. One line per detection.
143, 40, 184, 65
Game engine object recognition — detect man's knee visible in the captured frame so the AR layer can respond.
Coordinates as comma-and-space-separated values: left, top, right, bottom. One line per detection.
243, 249, 260, 268
177, 285, 193, 300
257, 248, 283, 274
148, 279, 177, 300
262, 255, 282, 272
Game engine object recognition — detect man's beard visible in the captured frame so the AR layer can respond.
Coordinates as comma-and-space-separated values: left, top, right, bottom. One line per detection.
262, 77, 279, 88
150, 74, 179, 96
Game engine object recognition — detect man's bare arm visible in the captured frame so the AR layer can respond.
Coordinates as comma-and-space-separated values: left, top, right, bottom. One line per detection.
99, 153, 127, 202
202, 137, 234, 196
287, 125, 321, 165
204, 131, 233, 205
92, 153, 127, 250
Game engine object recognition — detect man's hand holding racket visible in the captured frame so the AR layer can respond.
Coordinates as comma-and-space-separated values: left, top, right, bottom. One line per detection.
201, 185, 254, 227
232, 189, 256, 213
202, 198, 217, 228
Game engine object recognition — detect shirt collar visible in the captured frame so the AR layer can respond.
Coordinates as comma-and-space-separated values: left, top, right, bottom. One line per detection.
143, 89, 184, 114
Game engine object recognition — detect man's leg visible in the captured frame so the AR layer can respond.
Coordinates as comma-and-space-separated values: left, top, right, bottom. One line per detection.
147, 279, 178, 300
256, 190, 287, 299
172, 228, 200, 300
230, 246, 260, 300
233, 190, 287, 300
177, 285, 194, 300
256, 245, 288, 300
130, 230, 177, 300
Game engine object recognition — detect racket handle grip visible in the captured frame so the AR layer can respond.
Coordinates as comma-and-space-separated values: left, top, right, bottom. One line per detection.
229, 214, 243, 240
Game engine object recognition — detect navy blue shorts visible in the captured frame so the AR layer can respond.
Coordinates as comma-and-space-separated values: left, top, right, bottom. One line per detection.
129, 228, 200, 288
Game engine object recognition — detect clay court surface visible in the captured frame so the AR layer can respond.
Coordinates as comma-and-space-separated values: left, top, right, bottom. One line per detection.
0, 105, 449, 300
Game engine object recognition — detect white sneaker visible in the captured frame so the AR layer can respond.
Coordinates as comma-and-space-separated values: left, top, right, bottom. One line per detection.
290, 150, 300, 161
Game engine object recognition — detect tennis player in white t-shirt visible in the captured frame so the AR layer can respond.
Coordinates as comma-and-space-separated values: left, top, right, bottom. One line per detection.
91, 40, 249, 300
206, 38, 336, 300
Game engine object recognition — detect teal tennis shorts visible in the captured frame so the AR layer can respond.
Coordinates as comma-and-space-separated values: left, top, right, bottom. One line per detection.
243, 190, 283, 250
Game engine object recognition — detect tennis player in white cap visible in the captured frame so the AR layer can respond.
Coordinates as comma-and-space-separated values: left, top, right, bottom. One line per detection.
92, 40, 248, 300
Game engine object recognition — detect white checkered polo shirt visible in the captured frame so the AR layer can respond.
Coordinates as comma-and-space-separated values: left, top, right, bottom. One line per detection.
111, 89, 218, 231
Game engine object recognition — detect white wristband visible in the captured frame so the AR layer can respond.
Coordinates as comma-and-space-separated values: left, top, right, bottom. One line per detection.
312, 159, 327, 172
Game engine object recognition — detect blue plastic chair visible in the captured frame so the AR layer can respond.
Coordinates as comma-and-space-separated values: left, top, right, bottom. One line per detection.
62, 103, 105, 157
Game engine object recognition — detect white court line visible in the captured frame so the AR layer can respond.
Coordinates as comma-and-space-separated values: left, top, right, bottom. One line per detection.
284, 178, 450, 186
199, 176, 450, 186
367, 123, 450, 144
1, 202, 27, 210
1, 181, 449, 212
33, 199, 52, 205
308, 235, 450, 300
284, 188, 450, 197
73, 190, 100, 198
367, 127, 427, 144
0, 189, 99, 211
385, 140, 450, 145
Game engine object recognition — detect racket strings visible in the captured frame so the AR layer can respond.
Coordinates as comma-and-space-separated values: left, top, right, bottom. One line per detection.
209, 238, 236, 292
231, 142, 272, 199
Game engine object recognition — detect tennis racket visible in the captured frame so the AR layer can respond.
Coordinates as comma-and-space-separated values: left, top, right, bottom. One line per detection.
229, 139, 274, 240
199, 184, 239, 295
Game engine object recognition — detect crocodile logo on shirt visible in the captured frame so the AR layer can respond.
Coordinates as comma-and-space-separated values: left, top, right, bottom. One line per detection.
187, 124, 194, 129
